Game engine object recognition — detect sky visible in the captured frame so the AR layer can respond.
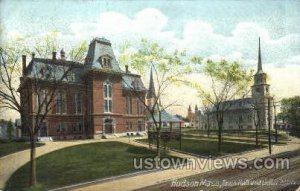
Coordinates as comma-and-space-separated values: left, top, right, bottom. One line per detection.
0, 0, 300, 119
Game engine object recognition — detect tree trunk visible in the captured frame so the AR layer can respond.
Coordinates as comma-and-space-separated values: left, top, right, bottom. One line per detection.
274, 104, 278, 143
30, 134, 37, 186
207, 114, 210, 138
217, 121, 222, 153
156, 128, 161, 161
255, 124, 258, 146
156, 111, 162, 164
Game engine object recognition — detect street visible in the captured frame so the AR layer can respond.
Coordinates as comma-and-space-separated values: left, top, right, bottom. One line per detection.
139, 149, 300, 191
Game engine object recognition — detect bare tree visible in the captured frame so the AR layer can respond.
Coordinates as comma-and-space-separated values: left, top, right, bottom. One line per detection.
0, 37, 86, 187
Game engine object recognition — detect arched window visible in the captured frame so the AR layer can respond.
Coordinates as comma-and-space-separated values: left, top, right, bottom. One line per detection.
104, 81, 112, 113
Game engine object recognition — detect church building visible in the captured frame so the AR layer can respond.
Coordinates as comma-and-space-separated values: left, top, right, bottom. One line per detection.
190, 38, 273, 130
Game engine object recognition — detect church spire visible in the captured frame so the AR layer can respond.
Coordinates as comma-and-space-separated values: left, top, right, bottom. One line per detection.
257, 37, 263, 73
147, 67, 156, 99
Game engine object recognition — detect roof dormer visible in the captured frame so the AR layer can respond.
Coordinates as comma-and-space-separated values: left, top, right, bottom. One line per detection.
99, 54, 113, 69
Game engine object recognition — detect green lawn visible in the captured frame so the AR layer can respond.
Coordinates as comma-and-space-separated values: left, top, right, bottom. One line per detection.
0, 141, 45, 158
138, 138, 265, 157
5, 141, 180, 191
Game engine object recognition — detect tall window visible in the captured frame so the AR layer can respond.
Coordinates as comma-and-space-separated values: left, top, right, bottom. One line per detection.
104, 81, 112, 113
137, 99, 144, 115
57, 122, 66, 132
73, 122, 82, 132
126, 96, 132, 114
126, 121, 133, 130
56, 91, 66, 114
37, 89, 48, 113
74, 93, 82, 114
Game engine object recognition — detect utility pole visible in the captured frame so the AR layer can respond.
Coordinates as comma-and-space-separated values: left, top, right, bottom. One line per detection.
268, 98, 272, 155
273, 101, 278, 143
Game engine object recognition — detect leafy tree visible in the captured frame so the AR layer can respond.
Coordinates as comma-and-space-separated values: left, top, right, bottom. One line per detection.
119, 38, 198, 160
278, 96, 300, 131
188, 59, 253, 152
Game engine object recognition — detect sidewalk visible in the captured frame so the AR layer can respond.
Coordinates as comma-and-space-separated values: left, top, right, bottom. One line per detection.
72, 137, 300, 191
0, 139, 107, 189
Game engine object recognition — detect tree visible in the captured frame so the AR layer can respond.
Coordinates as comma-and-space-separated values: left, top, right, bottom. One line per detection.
201, 100, 212, 137
0, 35, 86, 187
119, 38, 196, 160
278, 96, 300, 131
6, 119, 14, 140
188, 59, 253, 152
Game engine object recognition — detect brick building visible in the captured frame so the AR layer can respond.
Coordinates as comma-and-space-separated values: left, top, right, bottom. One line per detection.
20, 38, 147, 139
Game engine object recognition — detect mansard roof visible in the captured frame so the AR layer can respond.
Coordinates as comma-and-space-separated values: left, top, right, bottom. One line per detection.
122, 73, 147, 92
23, 37, 146, 92
84, 37, 122, 72
25, 58, 84, 83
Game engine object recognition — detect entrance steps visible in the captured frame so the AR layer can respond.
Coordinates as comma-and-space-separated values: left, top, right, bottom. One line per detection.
38, 136, 53, 142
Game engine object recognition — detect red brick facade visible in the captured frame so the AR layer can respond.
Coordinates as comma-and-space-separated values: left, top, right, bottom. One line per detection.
20, 38, 146, 140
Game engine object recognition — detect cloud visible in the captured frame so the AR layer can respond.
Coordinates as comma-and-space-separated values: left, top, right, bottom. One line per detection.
3, 8, 300, 117
7, 8, 299, 69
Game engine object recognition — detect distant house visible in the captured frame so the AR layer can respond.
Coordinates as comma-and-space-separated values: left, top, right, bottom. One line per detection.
0, 122, 8, 138
0, 121, 17, 139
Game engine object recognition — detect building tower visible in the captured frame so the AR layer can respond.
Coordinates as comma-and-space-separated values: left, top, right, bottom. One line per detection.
187, 105, 193, 122
251, 37, 272, 129
146, 67, 156, 110
194, 105, 199, 128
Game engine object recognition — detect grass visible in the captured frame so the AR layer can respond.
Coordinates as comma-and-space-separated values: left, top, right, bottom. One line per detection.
0, 141, 45, 158
290, 130, 300, 138
5, 141, 180, 191
138, 138, 265, 157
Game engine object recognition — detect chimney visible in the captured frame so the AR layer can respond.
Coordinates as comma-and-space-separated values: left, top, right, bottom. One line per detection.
125, 65, 129, 73
60, 49, 65, 60
31, 52, 35, 59
22, 55, 26, 76
52, 52, 56, 60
